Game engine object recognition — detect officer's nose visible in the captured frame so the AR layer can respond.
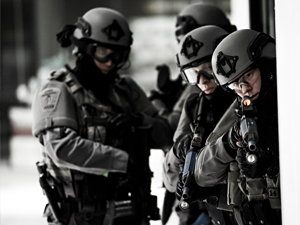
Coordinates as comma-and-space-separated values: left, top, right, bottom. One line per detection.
199, 75, 208, 85
105, 59, 113, 66
240, 83, 250, 94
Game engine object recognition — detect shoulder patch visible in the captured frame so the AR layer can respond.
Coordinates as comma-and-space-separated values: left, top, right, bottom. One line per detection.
40, 87, 61, 111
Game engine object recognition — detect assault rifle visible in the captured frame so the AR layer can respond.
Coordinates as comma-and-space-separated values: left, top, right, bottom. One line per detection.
239, 96, 259, 164
179, 94, 205, 210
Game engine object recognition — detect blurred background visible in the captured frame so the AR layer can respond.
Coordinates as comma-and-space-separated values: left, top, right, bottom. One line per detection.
1, 0, 276, 224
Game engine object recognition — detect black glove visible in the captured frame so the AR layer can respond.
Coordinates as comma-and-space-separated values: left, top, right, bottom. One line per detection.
173, 133, 193, 162
236, 147, 275, 178
156, 64, 171, 92
148, 90, 169, 112
236, 148, 258, 178
108, 113, 143, 138
227, 120, 242, 150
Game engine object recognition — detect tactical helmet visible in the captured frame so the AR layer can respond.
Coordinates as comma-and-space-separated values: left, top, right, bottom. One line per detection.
176, 25, 228, 84
71, 8, 133, 65
175, 3, 236, 42
73, 8, 133, 48
211, 29, 276, 88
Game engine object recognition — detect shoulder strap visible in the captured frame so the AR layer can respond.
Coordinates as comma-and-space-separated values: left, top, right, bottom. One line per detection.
205, 99, 239, 144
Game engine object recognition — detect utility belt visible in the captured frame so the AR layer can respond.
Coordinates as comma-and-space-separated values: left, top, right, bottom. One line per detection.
226, 162, 281, 209
213, 162, 282, 225
37, 161, 159, 224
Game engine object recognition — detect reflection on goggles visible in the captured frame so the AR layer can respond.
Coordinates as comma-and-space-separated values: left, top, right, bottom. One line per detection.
227, 68, 258, 90
86, 44, 122, 64
181, 69, 214, 85
227, 81, 249, 90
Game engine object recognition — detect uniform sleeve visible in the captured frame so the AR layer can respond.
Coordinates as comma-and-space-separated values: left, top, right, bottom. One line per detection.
194, 134, 235, 187
162, 148, 182, 192
122, 76, 173, 149
172, 85, 200, 113
32, 80, 78, 136
42, 127, 129, 175
173, 92, 199, 142
32, 81, 128, 175
193, 101, 239, 187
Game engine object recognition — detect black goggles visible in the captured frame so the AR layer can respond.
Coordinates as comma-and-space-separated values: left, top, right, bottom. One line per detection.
181, 68, 214, 85
86, 44, 123, 64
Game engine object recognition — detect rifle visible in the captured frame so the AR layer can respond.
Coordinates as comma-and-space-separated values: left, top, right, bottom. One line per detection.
239, 96, 259, 164
179, 94, 205, 210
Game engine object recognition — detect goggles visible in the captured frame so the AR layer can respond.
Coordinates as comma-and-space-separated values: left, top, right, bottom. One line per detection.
181, 67, 214, 85
227, 68, 259, 91
86, 44, 123, 64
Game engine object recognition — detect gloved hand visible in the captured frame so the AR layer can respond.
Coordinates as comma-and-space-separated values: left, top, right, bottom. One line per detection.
235, 148, 257, 178
148, 90, 168, 112
227, 120, 243, 150
108, 113, 143, 138
173, 133, 193, 162
156, 64, 171, 93
236, 147, 274, 178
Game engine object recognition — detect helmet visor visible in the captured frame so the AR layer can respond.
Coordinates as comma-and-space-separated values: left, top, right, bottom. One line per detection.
181, 67, 214, 85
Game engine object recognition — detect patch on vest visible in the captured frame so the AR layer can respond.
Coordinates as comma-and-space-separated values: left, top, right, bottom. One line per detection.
40, 88, 61, 111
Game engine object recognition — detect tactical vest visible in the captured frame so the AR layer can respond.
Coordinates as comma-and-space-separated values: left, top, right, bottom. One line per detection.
41, 68, 132, 201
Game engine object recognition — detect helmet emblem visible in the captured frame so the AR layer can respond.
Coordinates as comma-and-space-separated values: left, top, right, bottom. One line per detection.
216, 51, 239, 78
76, 17, 91, 37
102, 20, 125, 41
180, 35, 203, 59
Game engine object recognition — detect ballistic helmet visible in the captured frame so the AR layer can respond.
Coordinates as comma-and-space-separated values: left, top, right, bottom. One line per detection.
175, 3, 236, 42
73, 8, 133, 48
211, 29, 276, 88
176, 25, 228, 85
58, 7, 133, 66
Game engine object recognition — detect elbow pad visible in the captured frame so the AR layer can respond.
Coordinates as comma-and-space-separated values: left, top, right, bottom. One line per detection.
32, 80, 78, 137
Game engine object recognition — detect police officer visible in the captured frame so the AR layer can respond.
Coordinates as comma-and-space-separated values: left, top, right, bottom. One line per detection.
150, 3, 237, 132
31, 7, 172, 225
163, 25, 236, 225
170, 29, 281, 225
154, 4, 237, 225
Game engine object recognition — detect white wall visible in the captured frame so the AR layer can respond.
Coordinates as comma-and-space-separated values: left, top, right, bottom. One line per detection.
230, 0, 250, 30
275, 0, 300, 224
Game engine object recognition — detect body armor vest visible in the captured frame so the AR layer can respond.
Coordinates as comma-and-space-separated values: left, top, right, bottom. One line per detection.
44, 68, 129, 201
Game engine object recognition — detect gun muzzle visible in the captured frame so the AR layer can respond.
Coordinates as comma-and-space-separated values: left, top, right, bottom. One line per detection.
248, 140, 257, 151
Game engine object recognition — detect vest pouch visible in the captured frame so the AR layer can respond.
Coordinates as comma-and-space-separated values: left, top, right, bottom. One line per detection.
104, 200, 139, 225
266, 176, 281, 209
72, 172, 110, 200
233, 201, 260, 225
81, 103, 115, 143
227, 162, 243, 205
245, 178, 268, 201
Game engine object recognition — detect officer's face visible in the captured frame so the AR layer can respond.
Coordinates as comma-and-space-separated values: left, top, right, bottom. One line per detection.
194, 62, 217, 94
228, 67, 261, 101
93, 46, 117, 74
